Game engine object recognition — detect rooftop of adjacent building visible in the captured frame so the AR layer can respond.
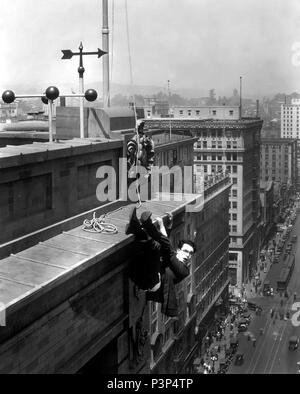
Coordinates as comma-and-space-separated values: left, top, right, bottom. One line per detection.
144, 117, 263, 130
261, 137, 298, 144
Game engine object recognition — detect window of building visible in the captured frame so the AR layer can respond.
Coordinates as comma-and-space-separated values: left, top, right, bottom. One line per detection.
232, 225, 237, 233
232, 165, 237, 173
232, 189, 237, 198
232, 213, 237, 221
232, 201, 237, 209
229, 110, 234, 116
203, 154, 207, 160
196, 110, 200, 115
203, 141, 207, 148
212, 110, 217, 115
232, 177, 237, 184
179, 110, 183, 115
229, 252, 238, 261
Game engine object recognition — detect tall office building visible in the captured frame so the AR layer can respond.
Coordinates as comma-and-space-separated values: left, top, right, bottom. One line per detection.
143, 115, 263, 290
193, 119, 262, 288
281, 98, 300, 191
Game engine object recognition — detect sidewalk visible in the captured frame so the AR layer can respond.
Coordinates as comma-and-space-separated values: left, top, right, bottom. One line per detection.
244, 252, 272, 300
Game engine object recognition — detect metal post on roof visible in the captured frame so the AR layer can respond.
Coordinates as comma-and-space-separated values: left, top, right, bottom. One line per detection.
61, 42, 106, 138
168, 79, 172, 139
239, 76, 242, 119
102, 0, 110, 108
48, 100, 54, 142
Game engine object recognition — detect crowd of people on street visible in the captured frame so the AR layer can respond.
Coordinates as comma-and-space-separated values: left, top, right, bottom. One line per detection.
195, 304, 251, 374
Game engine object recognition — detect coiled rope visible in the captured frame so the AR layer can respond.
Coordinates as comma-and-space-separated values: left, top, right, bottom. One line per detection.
82, 211, 118, 234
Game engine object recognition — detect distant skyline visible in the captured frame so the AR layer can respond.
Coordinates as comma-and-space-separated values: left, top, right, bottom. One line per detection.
1, 0, 300, 99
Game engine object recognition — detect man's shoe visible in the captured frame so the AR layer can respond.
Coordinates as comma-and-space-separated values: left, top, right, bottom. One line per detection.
140, 210, 161, 239
140, 210, 152, 226
125, 206, 148, 239
125, 206, 139, 235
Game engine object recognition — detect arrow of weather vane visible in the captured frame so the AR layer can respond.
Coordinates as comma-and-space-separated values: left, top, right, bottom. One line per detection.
61, 48, 107, 59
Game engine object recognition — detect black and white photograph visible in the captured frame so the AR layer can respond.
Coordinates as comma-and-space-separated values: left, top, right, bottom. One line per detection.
0, 0, 300, 379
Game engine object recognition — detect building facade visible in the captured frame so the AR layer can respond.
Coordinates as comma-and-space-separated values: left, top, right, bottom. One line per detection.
0, 102, 18, 120
259, 180, 275, 244
143, 105, 240, 120
171, 106, 240, 120
192, 119, 262, 288
144, 117, 262, 289
260, 138, 297, 211
280, 98, 300, 138
0, 127, 216, 374
149, 174, 231, 374
280, 98, 300, 191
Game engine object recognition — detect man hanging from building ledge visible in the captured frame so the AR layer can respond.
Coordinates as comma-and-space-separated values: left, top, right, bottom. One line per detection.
126, 207, 195, 317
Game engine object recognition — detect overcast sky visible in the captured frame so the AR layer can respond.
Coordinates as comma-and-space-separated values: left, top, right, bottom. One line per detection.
1, 0, 300, 98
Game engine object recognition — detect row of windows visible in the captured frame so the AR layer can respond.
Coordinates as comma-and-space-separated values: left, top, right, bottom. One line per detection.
196, 141, 239, 149
178, 109, 235, 116
198, 130, 241, 139
263, 175, 288, 181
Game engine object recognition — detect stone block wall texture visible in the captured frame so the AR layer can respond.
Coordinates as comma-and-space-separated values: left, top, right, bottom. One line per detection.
0, 143, 122, 245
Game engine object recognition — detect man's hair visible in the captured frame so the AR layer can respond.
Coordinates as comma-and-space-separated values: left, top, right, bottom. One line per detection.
177, 240, 196, 253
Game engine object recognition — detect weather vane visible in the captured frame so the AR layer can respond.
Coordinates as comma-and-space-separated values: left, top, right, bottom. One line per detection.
61, 42, 107, 138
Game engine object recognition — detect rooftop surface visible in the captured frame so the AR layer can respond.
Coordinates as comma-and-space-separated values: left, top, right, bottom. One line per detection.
0, 195, 200, 314
0, 138, 123, 169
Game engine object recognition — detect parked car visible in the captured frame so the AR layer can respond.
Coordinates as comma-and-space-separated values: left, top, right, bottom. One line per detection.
263, 281, 271, 296
289, 336, 299, 351
234, 353, 244, 365
247, 301, 262, 311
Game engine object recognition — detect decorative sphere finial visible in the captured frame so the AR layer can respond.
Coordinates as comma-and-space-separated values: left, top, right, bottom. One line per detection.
2, 90, 15, 104
45, 86, 59, 101
85, 89, 97, 102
